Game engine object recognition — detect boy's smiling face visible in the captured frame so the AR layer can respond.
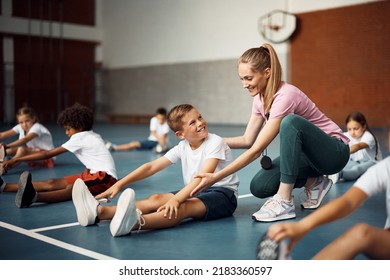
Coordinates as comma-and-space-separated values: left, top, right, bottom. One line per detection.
175, 108, 208, 149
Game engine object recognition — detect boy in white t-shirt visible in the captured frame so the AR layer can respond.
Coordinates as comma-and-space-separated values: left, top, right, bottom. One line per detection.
0, 106, 55, 174
0, 103, 118, 208
105, 107, 170, 153
260, 156, 390, 260
72, 104, 240, 237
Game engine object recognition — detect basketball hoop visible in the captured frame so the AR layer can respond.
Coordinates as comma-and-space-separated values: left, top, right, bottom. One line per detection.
258, 10, 297, 43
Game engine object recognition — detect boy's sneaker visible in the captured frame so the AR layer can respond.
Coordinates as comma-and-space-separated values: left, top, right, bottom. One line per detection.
252, 194, 296, 222
15, 171, 37, 208
110, 188, 144, 237
301, 176, 332, 209
0, 176, 5, 192
256, 232, 291, 260
0, 163, 6, 176
328, 172, 340, 184
104, 141, 115, 152
72, 179, 99, 226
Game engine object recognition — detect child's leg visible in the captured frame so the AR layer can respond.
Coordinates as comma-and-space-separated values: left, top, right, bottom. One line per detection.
313, 223, 390, 260
35, 185, 73, 203
139, 198, 206, 230
114, 141, 141, 151
3, 177, 69, 192
98, 192, 175, 220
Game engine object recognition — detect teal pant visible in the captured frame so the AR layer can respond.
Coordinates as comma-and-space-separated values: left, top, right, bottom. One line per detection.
250, 114, 350, 198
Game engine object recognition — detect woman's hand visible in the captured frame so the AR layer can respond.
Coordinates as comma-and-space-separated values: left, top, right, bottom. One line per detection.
157, 197, 181, 219
191, 172, 218, 196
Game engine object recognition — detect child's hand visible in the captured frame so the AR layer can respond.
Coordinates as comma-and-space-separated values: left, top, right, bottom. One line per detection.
2, 159, 14, 170
191, 172, 216, 196
157, 198, 180, 219
95, 184, 121, 200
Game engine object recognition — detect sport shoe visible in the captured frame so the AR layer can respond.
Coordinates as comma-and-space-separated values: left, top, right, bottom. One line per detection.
252, 194, 296, 222
0, 163, 6, 176
301, 176, 332, 209
15, 171, 37, 208
0, 176, 5, 192
256, 232, 291, 260
72, 179, 99, 226
104, 141, 115, 152
328, 172, 340, 184
110, 188, 144, 237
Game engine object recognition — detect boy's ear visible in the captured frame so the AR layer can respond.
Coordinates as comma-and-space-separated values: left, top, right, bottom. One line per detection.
175, 131, 185, 139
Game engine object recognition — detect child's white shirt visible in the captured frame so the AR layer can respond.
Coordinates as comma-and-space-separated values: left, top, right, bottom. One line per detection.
354, 156, 390, 228
345, 130, 382, 162
148, 117, 170, 141
62, 130, 117, 179
13, 122, 54, 151
164, 133, 239, 196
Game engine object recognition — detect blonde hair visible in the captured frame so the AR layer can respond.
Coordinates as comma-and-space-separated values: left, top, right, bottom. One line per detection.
167, 104, 195, 132
238, 43, 282, 114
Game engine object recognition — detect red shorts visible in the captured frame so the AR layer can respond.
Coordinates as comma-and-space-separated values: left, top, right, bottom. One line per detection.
64, 169, 117, 196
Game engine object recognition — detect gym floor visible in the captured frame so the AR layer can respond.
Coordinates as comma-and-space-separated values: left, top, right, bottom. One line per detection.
0, 123, 388, 260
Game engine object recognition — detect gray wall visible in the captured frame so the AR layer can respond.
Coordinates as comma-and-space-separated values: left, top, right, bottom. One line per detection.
104, 59, 253, 125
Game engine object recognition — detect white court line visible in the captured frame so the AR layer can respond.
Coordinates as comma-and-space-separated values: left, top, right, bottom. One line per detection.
0, 221, 118, 260
238, 193, 254, 199
31, 222, 79, 233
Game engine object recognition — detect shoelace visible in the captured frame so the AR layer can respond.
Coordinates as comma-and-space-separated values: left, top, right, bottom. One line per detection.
262, 198, 281, 211
136, 209, 146, 232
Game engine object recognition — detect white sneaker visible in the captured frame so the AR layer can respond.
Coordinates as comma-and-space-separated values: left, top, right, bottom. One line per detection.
0, 144, 5, 162
252, 194, 296, 222
110, 188, 144, 237
104, 141, 115, 152
328, 172, 340, 184
301, 176, 332, 209
72, 179, 99, 226
256, 232, 291, 260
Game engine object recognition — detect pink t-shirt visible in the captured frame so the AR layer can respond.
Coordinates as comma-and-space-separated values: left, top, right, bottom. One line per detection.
252, 82, 349, 144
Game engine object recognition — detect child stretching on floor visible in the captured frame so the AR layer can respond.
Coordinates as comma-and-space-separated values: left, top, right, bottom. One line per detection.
0, 106, 55, 174
72, 104, 239, 237
329, 111, 382, 183
0, 103, 117, 208
105, 107, 170, 153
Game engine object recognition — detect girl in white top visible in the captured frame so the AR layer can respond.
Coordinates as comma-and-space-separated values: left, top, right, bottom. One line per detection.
330, 111, 382, 183
0, 107, 55, 173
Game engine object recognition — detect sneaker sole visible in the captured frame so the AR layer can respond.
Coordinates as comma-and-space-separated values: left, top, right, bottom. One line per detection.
252, 212, 296, 222
15, 171, 31, 208
256, 233, 291, 260
301, 179, 333, 209
72, 179, 97, 226
110, 189, 136, 237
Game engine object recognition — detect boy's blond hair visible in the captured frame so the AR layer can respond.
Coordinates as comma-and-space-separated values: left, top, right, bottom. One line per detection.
167, 104, 195, 132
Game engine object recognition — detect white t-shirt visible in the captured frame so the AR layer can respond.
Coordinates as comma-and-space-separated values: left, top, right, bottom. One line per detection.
354, 156, 390, 229
345, 130, 382, 162
13, 122, 54, 151
148, 117, 170, 141
164, 133, 239, 196
62, 130, 117, 179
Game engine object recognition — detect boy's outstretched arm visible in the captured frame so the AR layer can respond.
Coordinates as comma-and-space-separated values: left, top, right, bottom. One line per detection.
95, 156, 172, 200
3, 146, 67, 169
157, 157, 219, 219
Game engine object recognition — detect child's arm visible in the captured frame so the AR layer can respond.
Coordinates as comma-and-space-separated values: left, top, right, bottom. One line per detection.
267, 187, 368, 250
3, 146, 67, 169
0, 128, 17, 142
5, 132, 38, 148
349, 142, 369, 154
157, 157, 219, 219
95, 156, 172, 199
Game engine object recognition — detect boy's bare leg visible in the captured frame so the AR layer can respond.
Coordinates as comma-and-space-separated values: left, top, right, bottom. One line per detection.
35, 185, 73, 203
97, 192, 175, 220
115, 141, 141, 151
3, 178, 69, 192
313, 223, 390, 260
